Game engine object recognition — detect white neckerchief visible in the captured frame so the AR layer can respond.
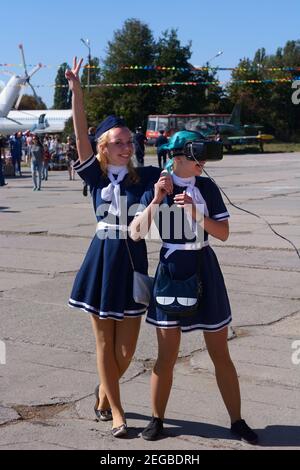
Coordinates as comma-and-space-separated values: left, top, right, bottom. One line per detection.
172, 173, 209, 216
101, 165, 128, 216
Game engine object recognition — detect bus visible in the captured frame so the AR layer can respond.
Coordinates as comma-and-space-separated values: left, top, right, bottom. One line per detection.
146, 113, 231, 144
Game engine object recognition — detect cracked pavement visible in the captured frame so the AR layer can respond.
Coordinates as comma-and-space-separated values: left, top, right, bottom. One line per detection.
0, 152, 300, 450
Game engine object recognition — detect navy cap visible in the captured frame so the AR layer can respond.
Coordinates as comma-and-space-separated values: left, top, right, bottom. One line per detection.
95, 115, 126, 140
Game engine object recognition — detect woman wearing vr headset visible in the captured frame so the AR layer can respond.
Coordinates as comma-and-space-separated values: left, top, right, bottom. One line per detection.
65, 58, 161, 438
131, 130, 258, 444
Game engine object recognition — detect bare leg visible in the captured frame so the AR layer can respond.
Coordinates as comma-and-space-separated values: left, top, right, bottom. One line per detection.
91, 315, 124, 428
204, 327, 241, 423
151, 327, 181, 419
98, 316, 142, 410
115, 316, 142, 375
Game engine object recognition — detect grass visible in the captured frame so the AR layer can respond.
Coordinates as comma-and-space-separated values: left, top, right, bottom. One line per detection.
258, 142, 300, 153
145, 142, 300, 155
224, 142, 300, 154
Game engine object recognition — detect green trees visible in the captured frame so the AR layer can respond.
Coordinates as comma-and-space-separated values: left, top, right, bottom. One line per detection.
53, 63, 71, 109
227, 41, 300, 140
265, 41, 300, 140
154, 29, 207, 115
78, 20, 217, 131
17, 94, 46, 110
101, 18, 157, 130
227, 58, 271, 127
81, 57, 101, 89
52, 18, 300, 141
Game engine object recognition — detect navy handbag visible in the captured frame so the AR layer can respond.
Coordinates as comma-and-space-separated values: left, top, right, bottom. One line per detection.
153, 252, 203, 317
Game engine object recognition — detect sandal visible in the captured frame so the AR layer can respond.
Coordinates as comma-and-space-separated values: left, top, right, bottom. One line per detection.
94, 385, 113, 421
111, 422, 128, 438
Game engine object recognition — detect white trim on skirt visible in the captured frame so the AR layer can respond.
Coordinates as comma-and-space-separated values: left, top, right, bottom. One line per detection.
145, 315, 232, 332
68, 298, 146, 320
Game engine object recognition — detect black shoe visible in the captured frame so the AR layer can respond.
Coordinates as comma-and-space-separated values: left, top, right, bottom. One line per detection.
142, 417, 164, 441
231, 419, 258, 444
83, 184, 88, 197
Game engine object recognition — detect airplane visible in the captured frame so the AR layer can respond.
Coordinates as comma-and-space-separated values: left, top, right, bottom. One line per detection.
195, 103, 274, 151
0, 109, 72, 134
0, 45, 72, 135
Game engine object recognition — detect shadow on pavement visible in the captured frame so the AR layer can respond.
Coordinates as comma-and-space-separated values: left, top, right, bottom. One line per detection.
257, 425, 300, 447
0, 206, 20, 213
126, 413, 300, 447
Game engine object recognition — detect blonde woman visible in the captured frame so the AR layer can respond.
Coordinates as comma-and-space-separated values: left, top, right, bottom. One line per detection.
65, 58, 161, 438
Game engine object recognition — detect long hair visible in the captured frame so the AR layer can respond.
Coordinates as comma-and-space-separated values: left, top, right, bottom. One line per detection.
165, 157, 174, 173
95, 127, 139, 184
32, 135, 43, 148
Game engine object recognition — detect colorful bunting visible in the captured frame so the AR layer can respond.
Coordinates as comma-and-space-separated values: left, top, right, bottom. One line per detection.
120, 65, 300, 72
0, 63, 300, 72
20, 77, 295, 88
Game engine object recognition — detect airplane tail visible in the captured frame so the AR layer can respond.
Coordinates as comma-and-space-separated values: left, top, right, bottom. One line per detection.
229, 103, 242, 127
0, 76, 25, 117
0, 45, 42, 118
30, 113, 48, 132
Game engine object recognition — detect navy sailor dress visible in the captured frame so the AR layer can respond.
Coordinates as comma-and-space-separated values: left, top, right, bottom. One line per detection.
140, 176, 232, 332
68, 154, 160, 320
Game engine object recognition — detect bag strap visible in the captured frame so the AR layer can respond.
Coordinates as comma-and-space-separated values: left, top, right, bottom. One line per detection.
196, 249, 201, 276
196, 249, 203, 296
126, 237, 201, 276
125, 238, 135, 271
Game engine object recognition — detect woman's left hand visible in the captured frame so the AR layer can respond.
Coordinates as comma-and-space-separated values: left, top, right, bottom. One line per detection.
174, 191, 204, 221
173, 191, 193, 208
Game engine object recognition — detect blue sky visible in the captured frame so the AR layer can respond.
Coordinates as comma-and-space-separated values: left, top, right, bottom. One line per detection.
1, 0, 299, 107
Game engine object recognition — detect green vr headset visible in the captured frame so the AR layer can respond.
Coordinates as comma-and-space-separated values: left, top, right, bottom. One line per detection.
171, 140, 223, 161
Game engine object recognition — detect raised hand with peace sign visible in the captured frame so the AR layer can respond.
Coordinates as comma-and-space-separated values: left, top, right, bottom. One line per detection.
65, 57, 92, 162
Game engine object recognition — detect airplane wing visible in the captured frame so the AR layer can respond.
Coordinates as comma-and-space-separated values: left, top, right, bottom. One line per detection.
12, 110, 43, 118
255, 134, 274, 141
227, 134, 274, 143
4, 116, 23, 125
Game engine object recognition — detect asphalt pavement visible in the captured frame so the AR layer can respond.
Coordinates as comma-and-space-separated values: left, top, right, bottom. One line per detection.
0, 151, 299, 450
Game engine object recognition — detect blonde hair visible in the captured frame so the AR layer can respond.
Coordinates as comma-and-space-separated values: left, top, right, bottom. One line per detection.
95, 128, 139, 184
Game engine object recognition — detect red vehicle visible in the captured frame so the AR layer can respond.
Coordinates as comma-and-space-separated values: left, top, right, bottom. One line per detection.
146, 113, 231, 144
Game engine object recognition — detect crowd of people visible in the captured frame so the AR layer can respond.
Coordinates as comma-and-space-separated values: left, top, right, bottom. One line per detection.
0, 126, 176, 191
0, 132, 78, 189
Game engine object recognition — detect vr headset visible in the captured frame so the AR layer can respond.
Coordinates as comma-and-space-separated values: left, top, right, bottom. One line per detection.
171, 140, 223, 161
